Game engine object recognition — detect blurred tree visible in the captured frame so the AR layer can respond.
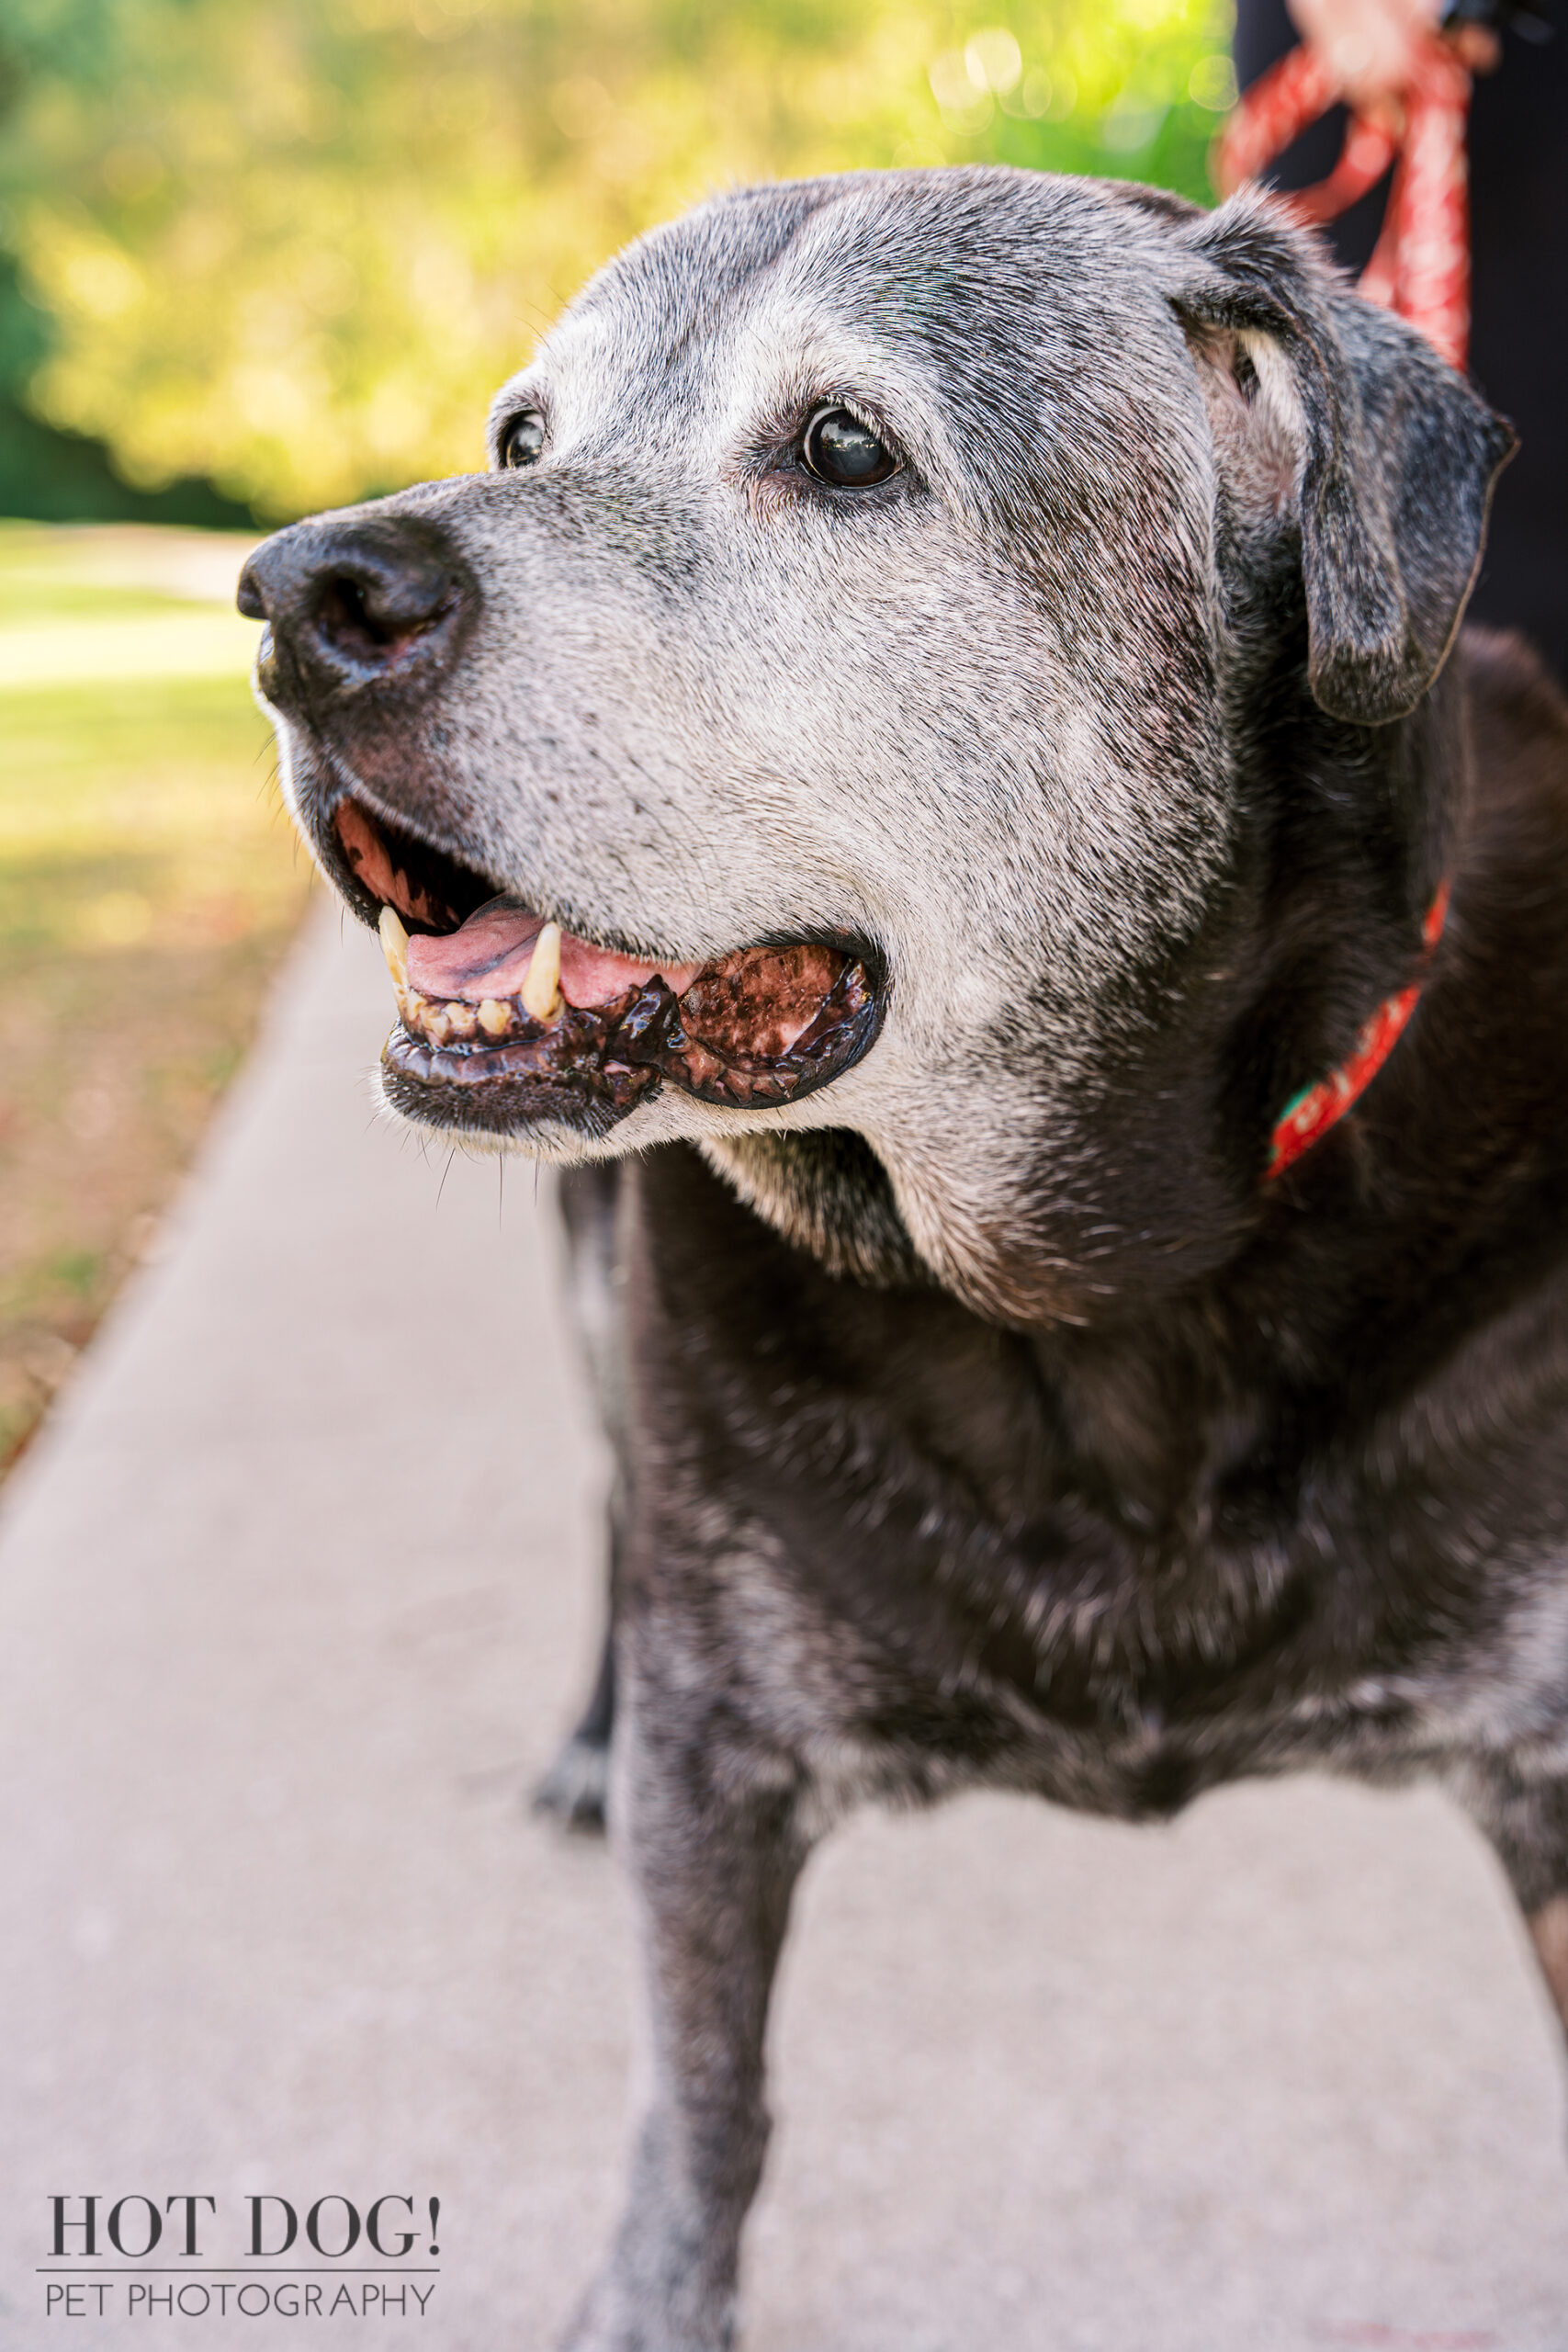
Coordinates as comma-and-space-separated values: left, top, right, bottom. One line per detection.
0, 0, 1234, 522
0, 0, 255, 520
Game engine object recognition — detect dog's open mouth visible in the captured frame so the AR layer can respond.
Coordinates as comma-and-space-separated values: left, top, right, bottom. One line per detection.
332, 797, 883, 1132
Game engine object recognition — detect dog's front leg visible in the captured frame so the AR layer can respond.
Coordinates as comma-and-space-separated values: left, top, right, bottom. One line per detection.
563, 1675, 808, 2352
1454, 1757, 1568, 2047
1529, 1895, 1568, 2039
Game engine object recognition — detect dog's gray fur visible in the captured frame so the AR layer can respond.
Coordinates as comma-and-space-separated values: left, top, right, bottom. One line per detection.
269, 170, 1494, 1324
246, 167, 1564, 2350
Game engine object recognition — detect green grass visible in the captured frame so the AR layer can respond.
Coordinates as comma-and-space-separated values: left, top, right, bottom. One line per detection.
0, 577, 204, 622
0, 525, 314, 1464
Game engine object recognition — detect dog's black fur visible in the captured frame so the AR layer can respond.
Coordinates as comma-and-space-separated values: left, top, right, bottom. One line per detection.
241, 167, 1568, 2347
549, 628, 1568, 1840
543, 628, 1568, 2347
559, 616, 1568, 1789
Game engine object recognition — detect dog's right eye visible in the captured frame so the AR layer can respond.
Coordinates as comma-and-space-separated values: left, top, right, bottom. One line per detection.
500, 411, 546, 469
803, 407, 897, 489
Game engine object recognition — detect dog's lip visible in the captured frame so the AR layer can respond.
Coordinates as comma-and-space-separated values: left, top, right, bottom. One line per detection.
329, 794, 886, 1121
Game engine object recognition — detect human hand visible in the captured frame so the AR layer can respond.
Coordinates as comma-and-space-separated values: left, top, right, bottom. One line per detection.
1286, 0, 1500, 112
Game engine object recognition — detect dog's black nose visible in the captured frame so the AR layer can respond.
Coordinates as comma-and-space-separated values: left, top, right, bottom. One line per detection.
238, 514, 475, 705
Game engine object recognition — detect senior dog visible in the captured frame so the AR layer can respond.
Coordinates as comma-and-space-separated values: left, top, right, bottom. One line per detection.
239, 164, 1568, 2349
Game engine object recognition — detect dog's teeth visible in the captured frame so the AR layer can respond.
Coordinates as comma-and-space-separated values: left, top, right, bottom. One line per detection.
522, 921, 564, 1022
478, 998, 512, 1038
378, 905, 410, 990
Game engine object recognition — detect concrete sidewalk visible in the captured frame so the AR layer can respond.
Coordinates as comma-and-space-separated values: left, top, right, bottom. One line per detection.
3, 904, 1566, 2352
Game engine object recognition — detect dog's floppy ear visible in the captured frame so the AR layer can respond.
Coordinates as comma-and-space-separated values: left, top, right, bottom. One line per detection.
1167, 191, 1515, 723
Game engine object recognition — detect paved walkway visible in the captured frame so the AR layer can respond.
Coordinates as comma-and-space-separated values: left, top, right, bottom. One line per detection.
3, 904, 1566, 2352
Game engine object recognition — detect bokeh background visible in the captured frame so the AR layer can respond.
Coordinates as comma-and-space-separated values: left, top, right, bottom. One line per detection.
0, 0, 1235, 1465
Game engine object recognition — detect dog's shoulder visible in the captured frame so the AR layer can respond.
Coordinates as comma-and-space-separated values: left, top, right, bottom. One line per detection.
1457, 624, 1568, 858
1427, 627, 1568, 1197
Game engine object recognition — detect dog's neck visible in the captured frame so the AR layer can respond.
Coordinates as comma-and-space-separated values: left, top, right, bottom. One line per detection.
706, 632, 1566, 1348
701, 1127, 927, 1292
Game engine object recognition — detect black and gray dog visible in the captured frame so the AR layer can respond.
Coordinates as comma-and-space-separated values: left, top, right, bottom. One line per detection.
239, 166, 1568, 2349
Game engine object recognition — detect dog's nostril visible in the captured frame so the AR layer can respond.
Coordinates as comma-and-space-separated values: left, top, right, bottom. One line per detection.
310, 568, 453, 666
318, 574, 383, 648
241, 514, 473, 702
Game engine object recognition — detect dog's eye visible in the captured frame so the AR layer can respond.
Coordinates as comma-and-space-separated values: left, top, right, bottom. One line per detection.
500, 411, 546, 469
803, 407, 897, 489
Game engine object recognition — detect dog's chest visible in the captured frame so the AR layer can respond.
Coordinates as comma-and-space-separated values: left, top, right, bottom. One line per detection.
654, 1397, 1568, 1815
628, 1173, 1568, 1815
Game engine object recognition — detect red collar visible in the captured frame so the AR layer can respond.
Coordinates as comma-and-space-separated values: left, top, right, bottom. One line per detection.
1265, 882, 1450, 1182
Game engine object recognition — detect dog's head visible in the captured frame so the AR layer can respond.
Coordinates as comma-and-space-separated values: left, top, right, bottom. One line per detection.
242, 167, 1511, 1323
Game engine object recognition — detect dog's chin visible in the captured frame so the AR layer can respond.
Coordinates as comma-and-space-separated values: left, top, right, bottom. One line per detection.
321, 789, 886, 1148
371, 1061, 632, 1161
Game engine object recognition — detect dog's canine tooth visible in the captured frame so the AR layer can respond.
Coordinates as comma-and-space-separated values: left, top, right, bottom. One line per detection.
378, 905, 410, 991
522, 921, 564, 1023
478, 997, 512, 1038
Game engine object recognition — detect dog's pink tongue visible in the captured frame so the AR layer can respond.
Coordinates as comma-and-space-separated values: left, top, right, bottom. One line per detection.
406, 899, 543, 998
405, 896, 702, 1006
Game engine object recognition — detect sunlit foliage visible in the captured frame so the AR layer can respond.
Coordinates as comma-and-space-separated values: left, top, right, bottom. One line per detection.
1, 0, 1235, 519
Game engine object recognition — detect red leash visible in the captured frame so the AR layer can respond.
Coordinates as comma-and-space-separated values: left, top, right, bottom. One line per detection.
1213, 37, 1473, 372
